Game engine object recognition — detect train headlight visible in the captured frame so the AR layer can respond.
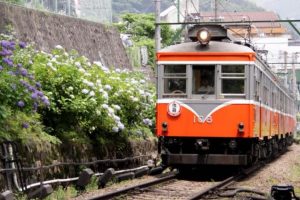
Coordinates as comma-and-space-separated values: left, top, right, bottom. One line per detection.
238, 122, 244, 134
162, 122, 168, 132
197, 28, 211, 45
167, 101, 181, 117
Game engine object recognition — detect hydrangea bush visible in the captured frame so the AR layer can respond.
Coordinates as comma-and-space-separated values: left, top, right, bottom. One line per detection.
0, 34, 156, 144
0, 34, 58, 144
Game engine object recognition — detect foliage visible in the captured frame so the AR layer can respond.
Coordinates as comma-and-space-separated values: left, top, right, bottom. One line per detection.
112, 0, 171, 21
0, 34, 58, 144
114, 13, 175, 66
0, 34, 156, 146
2, 0, 25, 5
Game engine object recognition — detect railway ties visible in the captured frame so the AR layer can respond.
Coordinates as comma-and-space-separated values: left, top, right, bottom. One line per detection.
88, 163, 268, 200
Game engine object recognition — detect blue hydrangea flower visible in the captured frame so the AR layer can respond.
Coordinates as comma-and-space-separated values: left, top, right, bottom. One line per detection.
0, 49, 12, 56
2, 57, 13, 67
22, 123, 29, 129
17, 100, 25, 107
20, 68, 28, 76
0, 40, 10, 49
35, 82, 41, 88
19, 42, 26, 49
31, 92, 38, 100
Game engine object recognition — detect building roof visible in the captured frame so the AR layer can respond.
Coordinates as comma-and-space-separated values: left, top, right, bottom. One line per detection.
191, 11, 287, 35
192, 11, 282, 28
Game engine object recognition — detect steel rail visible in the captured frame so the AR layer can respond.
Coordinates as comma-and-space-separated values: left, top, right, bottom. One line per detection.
188, 163, 263, 200
88, 172, 178, 200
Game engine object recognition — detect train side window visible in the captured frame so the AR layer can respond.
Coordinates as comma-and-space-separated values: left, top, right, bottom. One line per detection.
192, 65, 215, 95
163, 65, 187, 97
221, 65, 245, 97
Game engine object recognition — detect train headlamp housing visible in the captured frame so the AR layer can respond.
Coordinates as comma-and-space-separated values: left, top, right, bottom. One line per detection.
197, 28, 211, 45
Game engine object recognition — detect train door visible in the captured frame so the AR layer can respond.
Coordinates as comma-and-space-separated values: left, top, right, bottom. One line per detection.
254, 66, 261, 138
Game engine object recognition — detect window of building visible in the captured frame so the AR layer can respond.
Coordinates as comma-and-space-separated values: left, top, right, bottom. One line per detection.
221, 65, 245, 95
163, 65, 187, 97
192, 65, 215, 95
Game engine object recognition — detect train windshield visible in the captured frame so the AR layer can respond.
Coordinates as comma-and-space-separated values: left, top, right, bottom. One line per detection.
192, 65, 215, 95
163, 65, 187, 96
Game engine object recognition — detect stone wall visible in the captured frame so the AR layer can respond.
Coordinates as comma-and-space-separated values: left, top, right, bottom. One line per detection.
0, 2, 131, 69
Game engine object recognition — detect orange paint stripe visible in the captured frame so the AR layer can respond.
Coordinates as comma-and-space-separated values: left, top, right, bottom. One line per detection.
157, 52, 256, 62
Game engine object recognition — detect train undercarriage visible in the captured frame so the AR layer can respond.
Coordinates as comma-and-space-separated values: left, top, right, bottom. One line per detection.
159, 134, 294, 167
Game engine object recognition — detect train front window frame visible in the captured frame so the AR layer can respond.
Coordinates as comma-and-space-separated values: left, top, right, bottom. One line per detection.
162, 65, 187, 98
192, 65, 215, 95
220, 65, 246, 98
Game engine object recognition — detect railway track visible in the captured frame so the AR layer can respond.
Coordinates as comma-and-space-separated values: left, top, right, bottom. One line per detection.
87, 164, 262, 200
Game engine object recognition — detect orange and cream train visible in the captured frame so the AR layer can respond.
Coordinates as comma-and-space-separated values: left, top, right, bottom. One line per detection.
156, 25, 296, 167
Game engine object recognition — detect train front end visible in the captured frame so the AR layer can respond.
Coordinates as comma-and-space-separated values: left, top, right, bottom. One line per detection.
156, 26, 257, 166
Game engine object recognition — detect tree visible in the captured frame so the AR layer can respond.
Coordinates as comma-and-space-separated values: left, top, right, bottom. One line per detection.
114, 13, 175, 66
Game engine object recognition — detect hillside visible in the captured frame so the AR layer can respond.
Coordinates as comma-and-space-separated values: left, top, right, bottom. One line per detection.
112, 0, 263, 21
249, 0, 300, 20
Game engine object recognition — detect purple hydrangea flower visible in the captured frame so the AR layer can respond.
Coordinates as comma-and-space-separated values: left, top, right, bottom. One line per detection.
17, 63, 22, 68
28, 85, 35, 92
2, 57, 13, 67
22, 123, 29, 129
8, 41, 15, 50
0, 49, 12, 56
0, 41, 10, 49
31, 92, 38, 100
0, 65, 3, 71
37, 91, 43, 97
20, 68, 28, 76
17, 100, 25, 108
35, 82, 41, 88
19, 42, 26, 49
33, 102, 38, 112
41, 96, 50, 106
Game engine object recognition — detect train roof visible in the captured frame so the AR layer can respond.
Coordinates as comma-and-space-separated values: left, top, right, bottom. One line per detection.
159, 41, 255, 53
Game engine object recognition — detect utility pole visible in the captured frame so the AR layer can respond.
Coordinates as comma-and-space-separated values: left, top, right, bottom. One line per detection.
214, 0, 218, 21
177, 0, 180, 23
293, 53, 298, 97
284, 51, 288, 87
155, 0, 161, 51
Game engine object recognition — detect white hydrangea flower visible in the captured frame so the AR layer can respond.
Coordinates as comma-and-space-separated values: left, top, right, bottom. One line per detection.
118, 122, 125, 130
75, 62, 81, 67
104, 84, 112, 91
132, 97, 138, 102
87, 62, 91, 67
113, 105, 121, 111
140, 79, 146, 84
103, 91, 108, 100
47, 62, 53, 67
115, 68, 121, 73
67, 86, 74, 91
79, 68, 86, 73
70, 95, 75, 99
94, 61, 103, 67
55, 45, 63, 49
82, 89, 89, 94
64, 52, 69, 57
112, 127, 119, 133
99, 88, 104, 93
108, 107, 114, 114
89, 91, 95, 96
96, 80, 101, 85
114, 115, 120, 122
87, 81, 94, 87
102, 104, 109, 109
